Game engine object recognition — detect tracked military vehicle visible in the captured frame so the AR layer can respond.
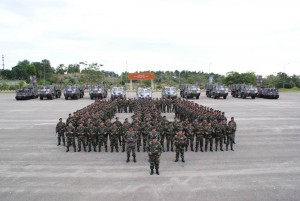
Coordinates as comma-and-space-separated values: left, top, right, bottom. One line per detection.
205, 84, 228, 99
257, 87, 279, 99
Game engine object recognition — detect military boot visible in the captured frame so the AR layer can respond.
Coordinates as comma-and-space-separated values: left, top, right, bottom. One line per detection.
171, 147, 174, 152
133, 156, 136, 163
78, 148, 81, 152
94, 147, 97, 152
200, 147, 203, 152
215, 146, 218, 151
156, 169, 160, 175
205, 146, 207, 152
116, 147, 119, 152
150, 169, 154, 175
74, 148, 76, 152
126, 156, 130, 163
57, 139, 60, 146
63, 140, 66, 146
182, 158, 185, 163
220, 146, 224, 151
195, 147, 198, 152
143, 147, 146, 152
66, 147, 69, 152
137, 147, 140, 152
84, 147, 86, 152
174, 158, 178, 162
226, 146, 228, 151
167, 147, 169, 152
231, 146, 234, 151
111, 147, 113, 152
105, 146, 108, 152
191, 146, 194, 152
210, 146, 213, 152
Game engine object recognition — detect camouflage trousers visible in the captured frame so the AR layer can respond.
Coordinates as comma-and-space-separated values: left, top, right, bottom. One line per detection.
215, 135, 224, 150
166, 136, 173, 151
142, 137, 147, 150
77, 137, 86, 151
88, 137, 97, 151
186, 137, 194, 150
66, 137, 76, 151
57, 132, 65, 145
160, 137, 165, 151
127, 143, 136, 157
195, 135, 204, 150
175, 146, 185, 159
205, 137, 213, 151
110, 136, 119, 151
149, 154, 160, 169
98, 137, 107, 151
226, 134, 234, 148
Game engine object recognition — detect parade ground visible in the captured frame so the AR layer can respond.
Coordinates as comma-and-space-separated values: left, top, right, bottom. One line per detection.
0, 92, 299, 201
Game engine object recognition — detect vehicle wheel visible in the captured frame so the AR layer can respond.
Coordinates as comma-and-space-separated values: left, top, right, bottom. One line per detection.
65, 97, 68, 100
251, 96, 255, 99
40, 97, 43, 100
196, 95, 199, 99
74, 95, 78, 100
223, 95, 227, 99
90, 96, 93, 100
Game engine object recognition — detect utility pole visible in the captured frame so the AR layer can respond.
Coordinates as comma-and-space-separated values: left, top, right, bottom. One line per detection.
282, 63, 289, 89
2, 55, 4, 70
43, 61, 45, 86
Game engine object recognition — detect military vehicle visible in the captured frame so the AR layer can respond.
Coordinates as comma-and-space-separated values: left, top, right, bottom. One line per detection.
205, 84, 228, 99
162, 86, 177, 99
179, 84, 189, 98
38, 85, 62, 100
257, 87, 279, 99
230, 84, 258, 99
111, 86, 126, 100
183, 84, 201, 99
89, 84, 107, 99
15, 88, 33, 100
136, 87, 152, 99
64, 85, 84, 100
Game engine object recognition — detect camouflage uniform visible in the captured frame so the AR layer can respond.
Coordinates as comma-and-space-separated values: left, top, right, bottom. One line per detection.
65, 124, 76, 152
87, 124, 98, 152
56, 120, 66, 146
165, 124, 175, 152
204, 125, 214, 152
76, 124, 86, 152
185, 124, 195, 151
124, 129, 137, 162
148, 138, 162, 175
110, 125, 119, 152
226, 123, 235, 151
195, 123, 205, 152
98, 124, 108, 152
173, 132, 187, 162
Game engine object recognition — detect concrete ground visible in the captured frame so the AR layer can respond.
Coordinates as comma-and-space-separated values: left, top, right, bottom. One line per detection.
0, 92, 299, 201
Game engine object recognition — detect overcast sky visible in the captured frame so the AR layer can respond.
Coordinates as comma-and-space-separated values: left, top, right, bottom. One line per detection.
1, 0, 299, 76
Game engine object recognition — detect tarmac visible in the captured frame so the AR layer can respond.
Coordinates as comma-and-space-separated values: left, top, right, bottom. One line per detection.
0, 92, 299, 201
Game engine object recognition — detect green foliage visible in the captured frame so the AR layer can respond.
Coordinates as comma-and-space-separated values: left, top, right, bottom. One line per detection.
224, 71, 256, 85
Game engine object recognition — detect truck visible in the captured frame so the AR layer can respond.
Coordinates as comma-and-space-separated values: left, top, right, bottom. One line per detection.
89, 84, 107, 99
64, 85, 84, 100
38, 85, 62, 100
162, 86, 177, 99
257, 87, 279, 99
205, 84, 228, 99
230, 84, 258, 99
182, 84, 201, 99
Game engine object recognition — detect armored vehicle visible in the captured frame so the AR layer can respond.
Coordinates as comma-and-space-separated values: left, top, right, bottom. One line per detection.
38, 85, 62, 100
179, 84, 189, 98
137, 87, 152, 99
257, 87, 279, 99
162, 86, 177, 99
205, 84, 228, 99
15, 88, 32, 100
230, 84, 258, 99
89, 84, 107, 99
64, 85, 83, 100
183, 84, 201, 99
111, 86, 126, 100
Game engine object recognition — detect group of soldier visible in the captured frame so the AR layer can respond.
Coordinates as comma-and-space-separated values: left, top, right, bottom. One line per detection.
56, 97, 237, 175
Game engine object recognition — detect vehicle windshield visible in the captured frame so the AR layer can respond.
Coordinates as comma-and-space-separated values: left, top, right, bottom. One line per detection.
190, 85, 199, 90
216, 85, 226, 90
92, 86, 100, 90
144, 89, 151, 93
246, 86, 256, 90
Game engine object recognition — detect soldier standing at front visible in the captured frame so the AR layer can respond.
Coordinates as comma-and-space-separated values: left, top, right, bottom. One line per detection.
124, 127, 137, 163
65, 122, 76, 152
56, 118, 66, 146
173, 130, 187, 162
147, 136, 162, 175
76, 122, 86, 152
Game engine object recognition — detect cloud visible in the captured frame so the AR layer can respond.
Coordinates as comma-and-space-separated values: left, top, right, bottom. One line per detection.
1, 0, 299, 76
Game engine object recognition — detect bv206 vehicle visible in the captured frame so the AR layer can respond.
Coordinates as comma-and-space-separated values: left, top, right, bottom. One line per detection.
162, 86, 177, 99
257, 87, 279, 99
111, 87, 126, 100
39, 85, 62, 100
64, 85, 84, 100
230, 84, 258, 99
205, 84, 228, 99
137, 87, 152, 99
183, 84, 201, 99
89, 84, 107, 100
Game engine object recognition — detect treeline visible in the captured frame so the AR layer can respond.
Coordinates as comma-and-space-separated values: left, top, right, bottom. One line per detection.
1, 59, 300, 89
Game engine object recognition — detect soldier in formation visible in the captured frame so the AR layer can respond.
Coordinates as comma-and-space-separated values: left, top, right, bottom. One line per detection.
148, 136, 162, 175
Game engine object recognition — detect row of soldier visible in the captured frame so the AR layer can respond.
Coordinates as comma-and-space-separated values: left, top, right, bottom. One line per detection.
56, 98, 237, 154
